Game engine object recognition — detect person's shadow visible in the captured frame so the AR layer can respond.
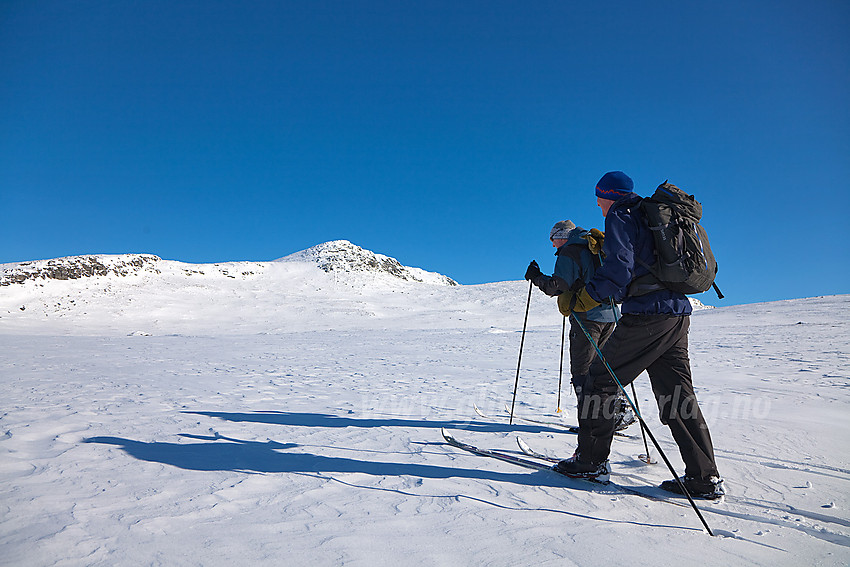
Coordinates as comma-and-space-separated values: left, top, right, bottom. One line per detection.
83, 409, 576, 486
83, 432, 565, 488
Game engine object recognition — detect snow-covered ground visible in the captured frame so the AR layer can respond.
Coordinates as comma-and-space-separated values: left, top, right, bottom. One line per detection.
1, 243, 848, 566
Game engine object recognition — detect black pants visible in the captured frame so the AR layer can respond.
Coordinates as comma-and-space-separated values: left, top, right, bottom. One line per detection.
568, 315, 615, 399
576, 314, 719, 479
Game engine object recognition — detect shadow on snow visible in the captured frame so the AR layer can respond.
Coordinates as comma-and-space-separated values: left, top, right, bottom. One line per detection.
183, 410, 570, 434
83, 433, 567, 488
83, 431, 701, 532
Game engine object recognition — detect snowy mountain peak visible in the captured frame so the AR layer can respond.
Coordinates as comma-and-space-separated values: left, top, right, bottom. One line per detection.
277, 240, 458, 286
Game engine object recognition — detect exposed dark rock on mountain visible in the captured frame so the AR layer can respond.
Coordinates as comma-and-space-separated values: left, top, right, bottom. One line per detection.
1, 255, 162, 286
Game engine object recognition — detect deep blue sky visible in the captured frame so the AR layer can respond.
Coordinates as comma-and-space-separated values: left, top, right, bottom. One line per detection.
2, 1, 848, 305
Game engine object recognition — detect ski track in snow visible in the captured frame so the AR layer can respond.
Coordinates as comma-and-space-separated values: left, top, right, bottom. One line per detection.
0, 251, 848, 566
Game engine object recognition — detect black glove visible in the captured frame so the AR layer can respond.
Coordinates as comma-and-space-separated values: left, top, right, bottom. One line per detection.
524, 260, 542, 281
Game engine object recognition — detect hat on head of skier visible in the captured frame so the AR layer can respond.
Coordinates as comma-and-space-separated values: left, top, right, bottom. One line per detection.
595, 171, 634, 200
550, 220, 577, 241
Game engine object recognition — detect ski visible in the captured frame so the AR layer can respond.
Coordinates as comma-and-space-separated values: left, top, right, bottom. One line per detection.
503, 403, 582, 432
516, 436, 559, 462
502, 404, 637, 439
442, 428, 694, 509
473, 403, 579, 433
473, 403, 633, 438
518, 436, 655, 467
441, 427, 608, 483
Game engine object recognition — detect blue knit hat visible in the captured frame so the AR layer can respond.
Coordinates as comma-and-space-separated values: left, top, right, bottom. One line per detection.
595, 171, 634, 200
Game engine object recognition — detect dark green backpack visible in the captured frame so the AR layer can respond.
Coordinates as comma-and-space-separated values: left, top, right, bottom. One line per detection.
629, 182, 724, 299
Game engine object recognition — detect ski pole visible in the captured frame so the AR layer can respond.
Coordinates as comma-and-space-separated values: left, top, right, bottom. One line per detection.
556, 315, 566, 413
570, 313, 715, 537
630, 383, 654, 463
509, 280, 534, 425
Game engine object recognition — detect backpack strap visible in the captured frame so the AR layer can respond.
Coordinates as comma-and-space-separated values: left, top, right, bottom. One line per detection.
628, 257, 666, 297
626, 198, 667, 297
557, 242, 601, 271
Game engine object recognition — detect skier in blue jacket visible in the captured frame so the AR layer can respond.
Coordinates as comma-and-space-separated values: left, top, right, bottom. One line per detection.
553, 171, 724, 500
525, 220, 634, 431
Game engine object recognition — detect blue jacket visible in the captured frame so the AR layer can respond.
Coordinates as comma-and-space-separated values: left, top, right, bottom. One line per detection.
553, 229, 619, 323
586, 193, 692, 316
